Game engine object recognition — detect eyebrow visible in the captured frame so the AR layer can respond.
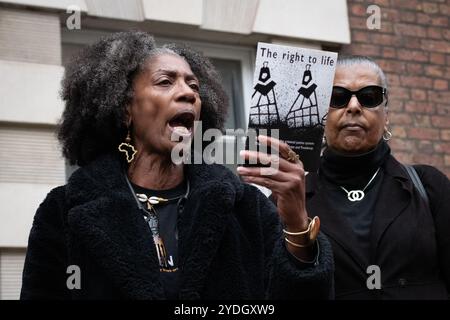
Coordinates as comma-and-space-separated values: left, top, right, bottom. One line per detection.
154, 69, 198, 81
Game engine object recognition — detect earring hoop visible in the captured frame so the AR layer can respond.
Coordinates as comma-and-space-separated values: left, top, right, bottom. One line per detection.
383, 129, 392, 141
118, 129, 137, 163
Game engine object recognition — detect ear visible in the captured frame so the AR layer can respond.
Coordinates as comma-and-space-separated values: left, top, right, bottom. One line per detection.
384, 109, 389, 129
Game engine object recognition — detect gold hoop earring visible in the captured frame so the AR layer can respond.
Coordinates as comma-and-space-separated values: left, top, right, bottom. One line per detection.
383, 129, 392, 141
118, 129, 137, 163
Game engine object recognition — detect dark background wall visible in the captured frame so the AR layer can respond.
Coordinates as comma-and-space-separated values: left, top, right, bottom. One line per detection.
340, 0, 449, 177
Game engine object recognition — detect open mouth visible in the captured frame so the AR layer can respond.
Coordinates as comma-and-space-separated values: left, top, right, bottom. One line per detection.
168, 110, 196, 137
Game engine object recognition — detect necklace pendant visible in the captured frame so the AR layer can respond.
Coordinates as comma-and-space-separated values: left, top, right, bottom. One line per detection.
347, 190, 365, 202
149, 196, 168, 205
147, 216, 158, 233
339, 167, 381, 202
136, 193, 148, 202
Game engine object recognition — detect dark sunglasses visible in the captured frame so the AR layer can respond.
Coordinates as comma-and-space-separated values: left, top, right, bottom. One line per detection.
330, 85, 387, 109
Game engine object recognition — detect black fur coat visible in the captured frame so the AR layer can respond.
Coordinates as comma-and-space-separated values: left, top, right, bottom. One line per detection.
21, 155, 334, 300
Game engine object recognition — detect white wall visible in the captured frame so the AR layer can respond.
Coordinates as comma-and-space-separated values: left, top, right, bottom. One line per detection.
0, 0, 87, 11
0, 125, 66, 247
0, 7, 61, 65
0, 183, 60, 247
253, 0, 351, 44
143, 0, 202, 25
85, 0, 144, 21
0, 6, 65, 249
0, 0, 351, 45
0, 60, 64, 125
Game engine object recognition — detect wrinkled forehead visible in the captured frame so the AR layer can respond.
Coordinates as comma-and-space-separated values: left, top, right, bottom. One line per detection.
141, 52, 196, 78
334, 64, 382, 90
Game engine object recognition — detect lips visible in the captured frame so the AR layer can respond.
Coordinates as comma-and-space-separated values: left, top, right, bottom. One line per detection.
168, 109, 196, 137
342, 122, 365, 130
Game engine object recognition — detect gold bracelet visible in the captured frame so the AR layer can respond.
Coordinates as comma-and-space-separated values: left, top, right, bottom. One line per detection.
284, 237, 314, 248
282, 216, 320, 247
283, 217, 313, 236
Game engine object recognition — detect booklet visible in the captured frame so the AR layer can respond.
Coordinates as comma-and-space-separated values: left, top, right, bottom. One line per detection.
247, 42, 338, 172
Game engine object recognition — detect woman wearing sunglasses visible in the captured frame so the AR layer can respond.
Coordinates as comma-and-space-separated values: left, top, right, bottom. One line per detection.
309, 56, 450, 299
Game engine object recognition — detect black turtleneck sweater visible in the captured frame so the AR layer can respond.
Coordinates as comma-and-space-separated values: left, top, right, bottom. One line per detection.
319, 140, 391, 258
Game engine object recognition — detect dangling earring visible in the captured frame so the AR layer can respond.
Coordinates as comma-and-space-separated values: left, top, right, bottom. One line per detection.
118, 129, 137, 163
322, 135, 328, 147
383, 128, 392, 141
321, 135, 328, 155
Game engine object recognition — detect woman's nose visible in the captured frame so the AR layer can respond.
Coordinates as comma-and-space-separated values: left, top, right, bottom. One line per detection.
176, 81, 197, 103
346, 95, 362, 114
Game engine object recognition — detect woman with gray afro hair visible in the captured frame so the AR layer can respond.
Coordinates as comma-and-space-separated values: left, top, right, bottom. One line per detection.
58, 31, 228, 166
21, 31, 334, 300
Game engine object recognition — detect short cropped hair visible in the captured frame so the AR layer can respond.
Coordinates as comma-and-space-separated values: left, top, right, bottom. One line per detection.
337, 55, 388, 89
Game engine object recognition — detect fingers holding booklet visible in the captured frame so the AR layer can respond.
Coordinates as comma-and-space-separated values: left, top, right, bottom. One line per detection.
238, 42, 337, 261
238, 134, 316, 262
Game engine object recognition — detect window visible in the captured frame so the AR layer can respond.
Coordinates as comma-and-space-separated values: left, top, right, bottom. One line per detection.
210, 58, 245, 130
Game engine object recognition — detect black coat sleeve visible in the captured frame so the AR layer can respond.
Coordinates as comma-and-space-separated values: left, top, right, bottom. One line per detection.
416, 165, 450, 293
257, 191, 334, 299
20, 186, 70, 300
